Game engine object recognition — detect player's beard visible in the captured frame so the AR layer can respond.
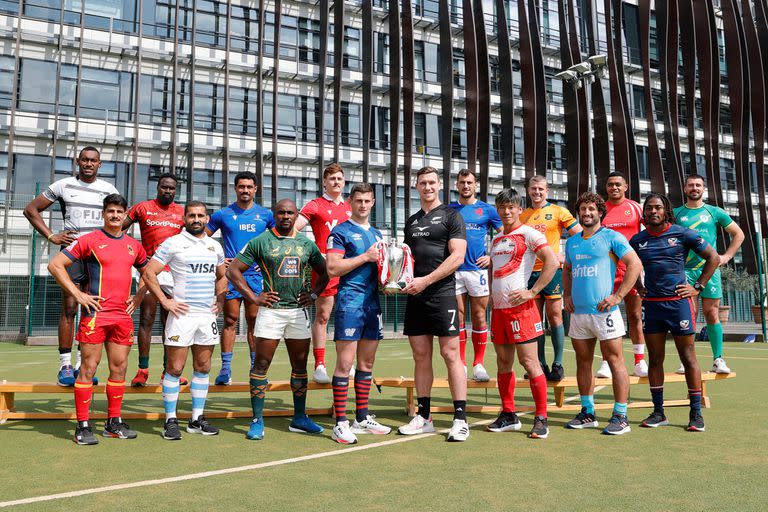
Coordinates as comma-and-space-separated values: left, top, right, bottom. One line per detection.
187, 223, 205, 235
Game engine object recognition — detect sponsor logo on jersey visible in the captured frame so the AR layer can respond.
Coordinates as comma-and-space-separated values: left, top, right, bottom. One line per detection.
98, 244, 108, 249
638, 241, 648, 249
189, 263, 216, 273
278, 256, 300, 277
574, 253, 591, 260
572, 264, 599, 278
239, 224, 259, 232
146, 219, 182, 228
351, 233, 363, 241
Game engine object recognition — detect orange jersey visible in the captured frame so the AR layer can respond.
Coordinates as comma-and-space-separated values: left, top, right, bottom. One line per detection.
520, 202, 578, 271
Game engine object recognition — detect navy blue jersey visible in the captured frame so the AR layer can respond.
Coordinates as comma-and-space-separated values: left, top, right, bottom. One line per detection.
207, 202, 274, 275
629, 224, 708, 299
327, 220, 382, 309
448, 200, 502, 271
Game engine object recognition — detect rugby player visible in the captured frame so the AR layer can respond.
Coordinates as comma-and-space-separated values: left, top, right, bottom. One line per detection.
295, 163, 352, 383
598, 172, 648, 378
143, 201, 228, 440
520, 175, 581, 381
228, 199, 329, 440
24, 146, 118, 385
448, 169, 502, 382
563, 192, 642, 435
674, 174, 744, 374
326, 183, 391, 444
123, 173, 185, 387
486, 188, 557, 439
206, 172, 274, 385
630, 193, 719, 432
47, 194, 148, 445
397, 167, 469, 442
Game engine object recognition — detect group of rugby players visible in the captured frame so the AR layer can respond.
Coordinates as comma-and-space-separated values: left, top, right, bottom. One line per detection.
24, 146, 742, 445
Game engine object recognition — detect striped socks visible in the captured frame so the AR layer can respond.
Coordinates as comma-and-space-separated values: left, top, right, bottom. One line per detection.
106, 379, 125, 419
162, 373, 181, 419
249, 372, 268, 419
332, 376, 349, 423
190, 372, 210, 421
354, 371, 373, 422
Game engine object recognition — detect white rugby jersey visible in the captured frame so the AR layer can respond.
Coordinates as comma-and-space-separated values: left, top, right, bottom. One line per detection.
489, 224, 547, 309
42, 176, 119, 236
152, 230, 225, 313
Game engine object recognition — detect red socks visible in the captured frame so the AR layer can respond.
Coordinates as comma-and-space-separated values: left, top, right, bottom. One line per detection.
459, 324, 467, 365
106, 379, 125, 418
497, 371, 516, 412
313, 348, 325, 368
74, 381, 93, 422
529, 374, 548, 417
471, 326, 488, 366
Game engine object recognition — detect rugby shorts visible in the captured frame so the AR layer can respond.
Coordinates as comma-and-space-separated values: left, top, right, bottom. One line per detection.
490, 301, 543, 344
685, 267, 722, 300
255, 307, 311, 340
334, 304, 383, 342
528, 268, 562, 300
77, 315, 134, 346
403, 294, 460, 337
642, 298, 697, 336
312, 269, 339, 297
227, 271, 263, 301
455, 269, 490, 297
568, 309, 626, 341
164, 312, 219, 346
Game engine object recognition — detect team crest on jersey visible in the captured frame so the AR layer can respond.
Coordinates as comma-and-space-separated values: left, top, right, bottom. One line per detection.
346, 211, 352, 216
668, 238, 678, 246
296, 246, 305, 256
127, 245, 135, 255
345, 328, 356, 337
168, 335, 180, 342
475, 208, 483, 215
278, 256, 301, 277
625, 210, 631, 216
545, 213, 553, 220
680, 320, 690, 329
700, 215, 710, 222
207, 246, 215, 252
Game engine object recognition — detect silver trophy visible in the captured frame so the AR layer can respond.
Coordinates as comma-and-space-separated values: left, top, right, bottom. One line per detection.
382, 239, 410, 293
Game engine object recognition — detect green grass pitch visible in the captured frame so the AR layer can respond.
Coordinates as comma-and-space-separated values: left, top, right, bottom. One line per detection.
0, 339, 766, 511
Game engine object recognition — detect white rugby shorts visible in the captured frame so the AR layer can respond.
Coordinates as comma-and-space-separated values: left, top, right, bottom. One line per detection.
157, 270, 174, 296
455, 269, 490, 297
164, 312, 219, 347
568, 309, 626, 342
255, 307, 311, 340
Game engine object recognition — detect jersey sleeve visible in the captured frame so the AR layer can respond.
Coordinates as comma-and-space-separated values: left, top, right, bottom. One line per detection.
564, 238, 573, 267
526, 227, 548, 253
447, 210, 466, 241
326, 228, 346, 255
266, 211, 276, 229
127, 202, 142, 223
560, 207, 579, 231
206, 210, 223, 234
403, 217, 413, 246
683, 228, 709, 254
308, 241, 325, 268
215, 242, 226, 266
63, 237, 89, 261
488, 205, 503, 230
236, 238, 260, 267
133, 243, 148, 269
42, 180, 64, 202
152, 238, 173, 265
609, 230, 633, 260
299, 199, 318, 221
715, 207, 734, 228
628, 233, 641, 251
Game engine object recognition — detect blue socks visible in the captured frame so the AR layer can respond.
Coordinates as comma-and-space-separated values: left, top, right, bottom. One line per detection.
162, 373, 180, 419
580, 395, 595, 415
613, 402, 628, 416
221, 351, 233, 372
250, 351, 256, 369
689, 389, 702, 413
190, 371, 209, 421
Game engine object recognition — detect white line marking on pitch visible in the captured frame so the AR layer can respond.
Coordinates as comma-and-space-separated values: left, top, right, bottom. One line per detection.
0, 391, 586, 508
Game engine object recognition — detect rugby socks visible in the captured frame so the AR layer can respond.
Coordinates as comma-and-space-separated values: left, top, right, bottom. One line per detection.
417, 396, 431, 420
650, 386, 665, 414
471, 326, 488, 366
106, 379, 125, 419
74, 381, 93, 422
633, 344, 646, 364
249, 372, 268, 419
290, 371, 308, 417
59, 348, 72, 368
138, 355, 150, 370
313, 348, 325, 368
332, 375, 349, 423
529, 374, 548, 418
536, 335, 548, 367
551, 324, 565, 365
354, 370, 373, 422
250, 351, 256, 369
688, 389, 702, 413
459, 323, 467, 365
190, 372, 210, 421
162, 373, 181, 419
220, 351, 233, 373
497, 371, 516, 412
453, 400, 467, 421
706, 323, 724, 360
580, 395, 595, 415
614, 402, 628, 416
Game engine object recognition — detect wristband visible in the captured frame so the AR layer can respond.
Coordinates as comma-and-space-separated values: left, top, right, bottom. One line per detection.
47, 233, 54, 241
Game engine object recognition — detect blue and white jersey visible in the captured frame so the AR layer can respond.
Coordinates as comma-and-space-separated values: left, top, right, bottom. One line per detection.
207, 202, 274, 275
630, 224, 708, 299
327, 219, 382, 310
153, 230, 225, 314
448, 200, 502, 271
565, 227, 633, 314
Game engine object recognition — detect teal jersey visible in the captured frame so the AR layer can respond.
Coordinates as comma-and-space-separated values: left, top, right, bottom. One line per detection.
236, 228, 324, 309
674, 204, 732, 270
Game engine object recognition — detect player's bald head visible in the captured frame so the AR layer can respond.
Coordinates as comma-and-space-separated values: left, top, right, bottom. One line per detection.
274, 199, 297, 213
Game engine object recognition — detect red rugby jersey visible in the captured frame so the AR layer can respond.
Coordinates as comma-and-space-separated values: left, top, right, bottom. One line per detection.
64, 230, 148, 319
603, 198, 643, 272
127, 199, 184, 257
299, 194, 352, 253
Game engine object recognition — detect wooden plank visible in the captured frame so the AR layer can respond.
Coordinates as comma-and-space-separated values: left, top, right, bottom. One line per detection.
0, 408, 334, 421
0, 381, 333, 393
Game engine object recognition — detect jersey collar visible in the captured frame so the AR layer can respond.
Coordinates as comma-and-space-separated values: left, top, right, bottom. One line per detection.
181, 230, 207, 243
581, 227, 604, 240
348, 218, 370, 230
99, 228, 124, 240
271, 227, 297, 238
646, 223, 672, 237
322, 193, 344, 205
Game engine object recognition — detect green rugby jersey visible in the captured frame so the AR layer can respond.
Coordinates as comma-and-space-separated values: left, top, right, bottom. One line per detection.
674, 203, 732, 270
236, 228, 324, 309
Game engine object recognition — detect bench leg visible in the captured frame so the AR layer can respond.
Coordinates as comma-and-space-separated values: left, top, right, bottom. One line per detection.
554, 387, 565, 408
702, 381, 711, 408
0, 392, 14, 424
406, 387, 415, 417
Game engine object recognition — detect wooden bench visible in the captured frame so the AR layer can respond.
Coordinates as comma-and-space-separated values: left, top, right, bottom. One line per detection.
375, 372, 737, 416
0, 381, 332, 423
